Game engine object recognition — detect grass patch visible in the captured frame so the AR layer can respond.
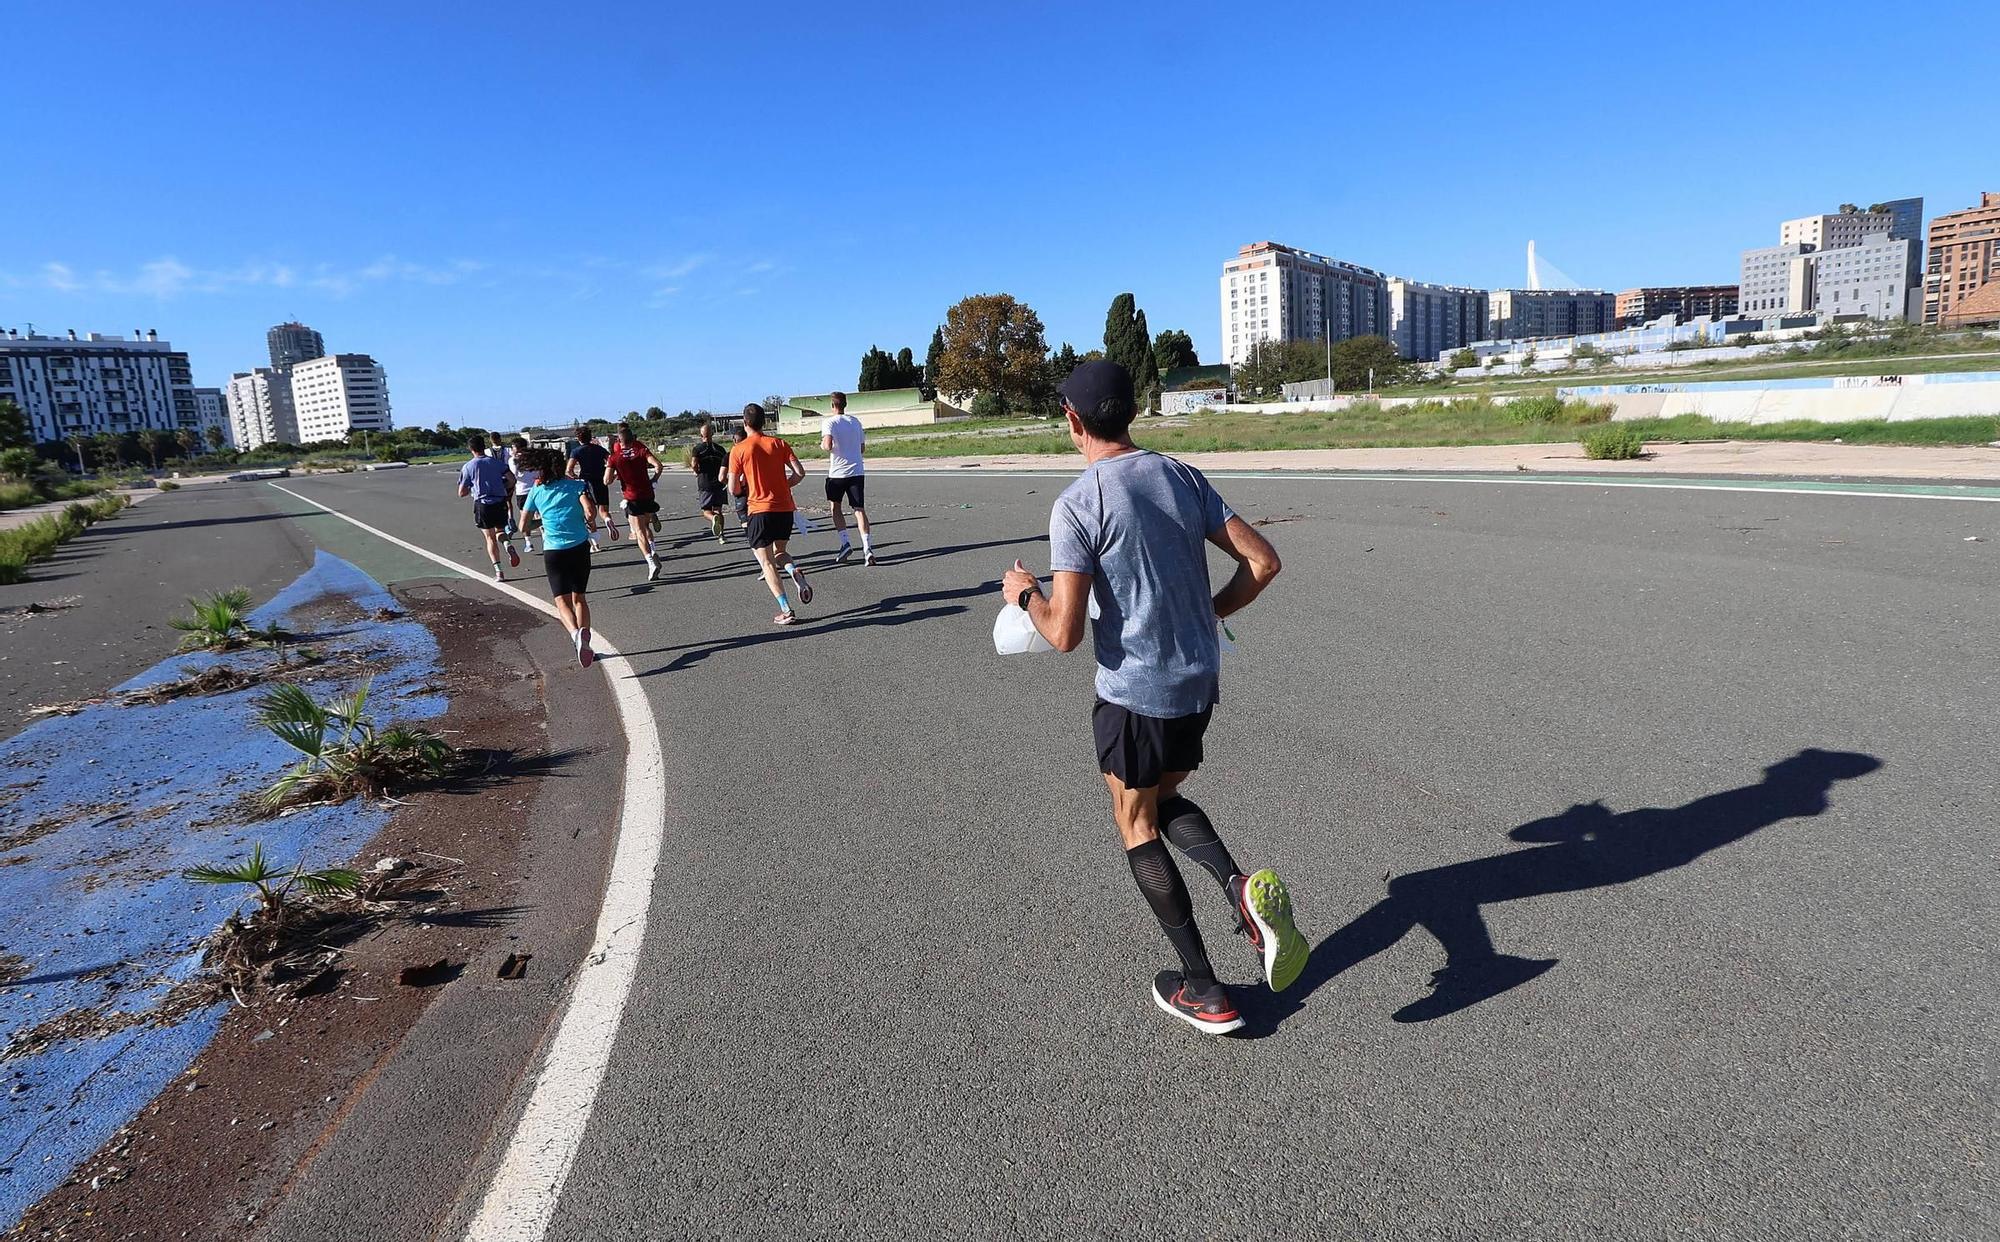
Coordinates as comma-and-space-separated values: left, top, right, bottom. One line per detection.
864, 398, 1619, 459
0, 477, 110, 512
1620, 414, 1999, 447
0, 492, 128, 584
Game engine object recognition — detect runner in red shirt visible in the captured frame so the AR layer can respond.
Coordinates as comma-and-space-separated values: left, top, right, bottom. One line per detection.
604, 421, 665, 580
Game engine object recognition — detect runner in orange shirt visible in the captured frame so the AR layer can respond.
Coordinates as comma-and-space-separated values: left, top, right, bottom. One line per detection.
726, 402, 814, 625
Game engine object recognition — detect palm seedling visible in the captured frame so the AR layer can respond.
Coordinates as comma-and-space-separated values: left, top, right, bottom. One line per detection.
182, 841, 361, 926
170, 587, 255, 650
256, 679, 456, 809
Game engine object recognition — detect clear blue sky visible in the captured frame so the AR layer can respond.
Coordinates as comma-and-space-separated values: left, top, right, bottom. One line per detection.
4, 1, 1993, 425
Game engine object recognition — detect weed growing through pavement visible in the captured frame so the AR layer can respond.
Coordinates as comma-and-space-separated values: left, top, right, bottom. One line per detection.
1581, 424, 1648, 460
255, 679, 456, 811
170, 587, 255, 650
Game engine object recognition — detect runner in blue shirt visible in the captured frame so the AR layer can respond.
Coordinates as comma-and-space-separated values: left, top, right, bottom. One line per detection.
456, 434, 517, 580
520, 448, 607, 669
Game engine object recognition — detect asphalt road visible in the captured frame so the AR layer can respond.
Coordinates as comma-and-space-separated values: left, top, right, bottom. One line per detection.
264, 464, 1994, 1240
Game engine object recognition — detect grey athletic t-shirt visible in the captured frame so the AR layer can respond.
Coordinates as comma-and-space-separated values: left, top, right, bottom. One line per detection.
1047, 449, 1234, 719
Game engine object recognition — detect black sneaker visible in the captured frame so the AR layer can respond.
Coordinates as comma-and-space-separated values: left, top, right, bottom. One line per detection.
835, 543, 855, 564
1151, 971, 1243, 1035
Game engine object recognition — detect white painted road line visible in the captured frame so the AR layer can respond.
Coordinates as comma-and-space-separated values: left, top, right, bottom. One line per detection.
266, 483, 666, 1242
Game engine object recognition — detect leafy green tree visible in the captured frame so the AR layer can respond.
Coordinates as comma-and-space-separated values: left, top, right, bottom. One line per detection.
1448, 348, 1479, 371
1331, 335, 1408, 391
1103, 293, 1159, 392
644, 406, 667, 421
1231, 339, 1325, 400
0, 399, 29, 449
894, 347, 919, 388
936, 293, 1050, 413
1152, 329, 1198, 372
0, 447, 37, 480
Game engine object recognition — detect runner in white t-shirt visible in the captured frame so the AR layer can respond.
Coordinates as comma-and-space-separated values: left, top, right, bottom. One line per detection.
509, 437, 543, 554
820, 391, 875, 566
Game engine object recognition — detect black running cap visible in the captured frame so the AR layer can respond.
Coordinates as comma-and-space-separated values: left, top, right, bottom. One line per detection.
1057, 359, 1132, 416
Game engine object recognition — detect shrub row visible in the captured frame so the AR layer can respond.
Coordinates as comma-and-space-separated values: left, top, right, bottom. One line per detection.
0, 493, 129, 584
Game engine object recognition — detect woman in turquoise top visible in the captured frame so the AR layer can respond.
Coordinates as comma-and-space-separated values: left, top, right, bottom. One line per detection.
520, 449, 606, 668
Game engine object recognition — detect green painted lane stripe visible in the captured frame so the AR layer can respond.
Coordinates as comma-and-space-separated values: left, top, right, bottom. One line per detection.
876, 467, 2000, 502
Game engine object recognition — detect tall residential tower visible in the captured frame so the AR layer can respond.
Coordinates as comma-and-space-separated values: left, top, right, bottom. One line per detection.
266, 321, 325, 369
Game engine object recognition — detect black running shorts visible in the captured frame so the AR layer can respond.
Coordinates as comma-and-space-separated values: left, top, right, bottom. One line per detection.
589, 482, 611, 509
623, 496, 661, 517
474, 500, 510, 530
543, 543, 591, 597
697, 481, 728, 512
1092, 699, 1212, 790
745, 510, 794, 549
824, 477, 866, 509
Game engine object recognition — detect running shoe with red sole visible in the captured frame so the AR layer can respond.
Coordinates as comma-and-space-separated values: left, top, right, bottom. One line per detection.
507, 544, 521, 569
1152, 971, 1243, 1035
793, 569, 813, 605
1236, 869, 1307, 992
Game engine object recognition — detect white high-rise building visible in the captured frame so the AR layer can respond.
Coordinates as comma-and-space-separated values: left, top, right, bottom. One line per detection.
1781, 210, 1895, 253
0, 328, 197, 444
290, 353, 391, 444
192, 387, 228, 448
226, 368, 297, 450
1220, 241, 1389, 366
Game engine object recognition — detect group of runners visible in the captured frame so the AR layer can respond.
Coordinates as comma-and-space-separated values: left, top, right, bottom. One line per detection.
455, 368, 1306, 1035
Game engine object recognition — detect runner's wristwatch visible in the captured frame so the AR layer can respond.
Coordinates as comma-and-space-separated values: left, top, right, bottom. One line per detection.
1017, 587, 1036, 610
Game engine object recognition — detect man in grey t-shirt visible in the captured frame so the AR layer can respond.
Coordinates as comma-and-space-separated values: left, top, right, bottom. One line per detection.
1002, 360, 1304, 1036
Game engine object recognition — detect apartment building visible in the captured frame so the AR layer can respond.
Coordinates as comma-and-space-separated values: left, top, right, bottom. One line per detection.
290, 353, 392, 443
1486, 289, 1616, 341
267, 321, 326, 370
1924, 191, 2000, 327
192, 387, 228, 447
0, 328, 198, 444
1220, 241, 1389, 366
1614, 285, 1740, 327
1386, 279, 1488, 361
226, 368, 298, 450
1813, 234, 1914, 321
1740, 243, 1817, 316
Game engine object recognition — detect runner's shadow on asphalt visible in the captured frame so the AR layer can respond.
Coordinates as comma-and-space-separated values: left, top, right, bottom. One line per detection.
622, 580, 1002, 676
1234, 748, 1883, 1036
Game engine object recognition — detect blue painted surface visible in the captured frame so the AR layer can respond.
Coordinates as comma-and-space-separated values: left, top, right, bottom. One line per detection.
0, 552, 445, 1227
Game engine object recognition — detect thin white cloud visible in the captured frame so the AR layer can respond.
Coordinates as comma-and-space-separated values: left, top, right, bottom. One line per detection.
1, 254, 485, 300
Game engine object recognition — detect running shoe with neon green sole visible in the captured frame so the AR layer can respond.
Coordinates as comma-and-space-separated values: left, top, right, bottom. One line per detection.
1236, 869, 1306, 992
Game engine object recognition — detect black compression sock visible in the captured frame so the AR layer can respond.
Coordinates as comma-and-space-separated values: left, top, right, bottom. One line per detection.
1125, 838, 1214, 983
1158, 796, 1243, 895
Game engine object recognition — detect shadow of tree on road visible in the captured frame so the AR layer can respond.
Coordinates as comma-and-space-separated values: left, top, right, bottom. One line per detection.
1242, 748, 1883, 1032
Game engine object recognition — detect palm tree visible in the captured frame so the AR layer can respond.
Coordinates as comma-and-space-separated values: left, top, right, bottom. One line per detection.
175, 428, 198, 460
90, 431, 125, 471
140, 428, 169, 469
204, 425, 226, 452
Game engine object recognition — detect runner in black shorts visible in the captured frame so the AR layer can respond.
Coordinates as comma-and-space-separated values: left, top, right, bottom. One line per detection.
686, 420, 731, 544
819, 391, 876, 565
1001, 360, 1302, 1037
519, 448, 605, 669
566, 425, 616, 551
456, 434, 517, 580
